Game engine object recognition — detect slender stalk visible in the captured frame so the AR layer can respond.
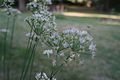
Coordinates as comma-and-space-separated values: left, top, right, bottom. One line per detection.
10, 15, 16, 48
50, 55, 71, 79
20, 40, 39, 80
20, 34, 34, 80
29, 39, 39, 80
20, 20, 34, 80
3, 16, 9, 80
3, 3, 15, 80
24, 20, 39, 80
25, 20, 35, 57
28, 53, 35, 80
20, 24, 39, 80
26, 29, 33, 54
20, 42, 34, 80
6, 64, 10, 80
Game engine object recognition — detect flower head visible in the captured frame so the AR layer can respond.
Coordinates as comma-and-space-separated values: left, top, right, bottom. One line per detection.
62, 28, 96, 59
7, 8, 21, 15
35, 72, 56, 80
89, 42, 96, 58
0, 29, 10, 33
43, 49, 53, 57
35, 72, 49, 80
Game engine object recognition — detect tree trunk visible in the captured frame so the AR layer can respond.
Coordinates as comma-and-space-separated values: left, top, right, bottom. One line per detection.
19, 0, 26, 12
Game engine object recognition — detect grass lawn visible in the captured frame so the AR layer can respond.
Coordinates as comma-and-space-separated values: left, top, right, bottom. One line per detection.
0, 12, 120, 80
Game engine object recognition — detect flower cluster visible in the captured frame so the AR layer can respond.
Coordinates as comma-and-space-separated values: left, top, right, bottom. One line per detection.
27, 0, 51, 13
63, 28, 95, 52
3, 0, 21, 15
62, 28, 96, 59
26, 0, 55, 39
44, 28, 96, 59
7, 8, 21, 15
43, 30, 95, 69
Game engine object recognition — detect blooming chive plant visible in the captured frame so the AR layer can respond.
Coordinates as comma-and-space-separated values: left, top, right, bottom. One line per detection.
24, 0, 96, 80
1, 0, 96, 80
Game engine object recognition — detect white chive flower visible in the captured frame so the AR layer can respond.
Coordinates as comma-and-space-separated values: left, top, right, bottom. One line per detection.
46, 0, 52, 4
62, 42, 69, 48
79, 37, 86, 44
89, 42, 96, 58
52, 59, 56, 66
7, 8, 21, 15
35, 72, 49, 80
43, 49, 53, 57
89, 42, 96, 52
35, 72, 56, 80
0, 29, 10, 33
59, 52, 64, 56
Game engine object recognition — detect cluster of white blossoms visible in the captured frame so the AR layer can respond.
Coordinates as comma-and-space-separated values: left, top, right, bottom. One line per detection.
35, 72, 56, 80
63, 28, 95, 50
26, 0, 56, 38
42, 28, 96, 67
26, 0, 96, 80
45, 28, 96, 56
62, 28, 96, 58
27, 0, 51, 13
7, 8, 21, 15
3, 0, 21, 16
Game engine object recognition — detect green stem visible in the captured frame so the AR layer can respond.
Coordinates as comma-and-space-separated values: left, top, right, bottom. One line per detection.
29, 40, 38, 80
20, 19, 34, 80
10, 15, 16, 48
20, 34, 34, 80
3, 16, 9, 80
21, 40, 38, 80
50, 55, 71, 79
20, 27, 39, 80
